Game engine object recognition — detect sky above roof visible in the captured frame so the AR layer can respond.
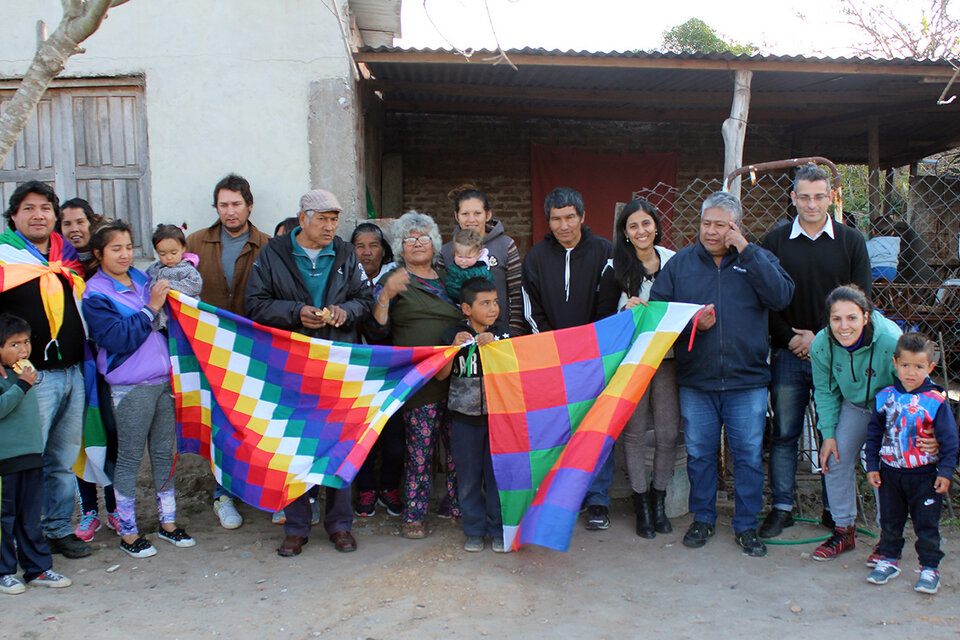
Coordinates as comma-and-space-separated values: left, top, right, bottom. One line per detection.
395, 0, 938, 58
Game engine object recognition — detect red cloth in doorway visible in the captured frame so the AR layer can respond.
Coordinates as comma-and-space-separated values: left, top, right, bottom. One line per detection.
530, 143, 678, 249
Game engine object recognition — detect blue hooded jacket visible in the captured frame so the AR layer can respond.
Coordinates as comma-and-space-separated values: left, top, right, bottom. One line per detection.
650, 241, 794, 391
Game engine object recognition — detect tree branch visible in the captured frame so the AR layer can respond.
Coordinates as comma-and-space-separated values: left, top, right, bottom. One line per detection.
0, 0, 129, 165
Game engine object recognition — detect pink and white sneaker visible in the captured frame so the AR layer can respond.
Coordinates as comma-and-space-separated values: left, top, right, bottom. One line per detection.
74, 511, 101, 542
105, 512, 121, 534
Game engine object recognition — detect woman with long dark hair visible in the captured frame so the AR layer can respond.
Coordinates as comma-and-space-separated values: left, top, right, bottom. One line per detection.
598, 198, 679, 538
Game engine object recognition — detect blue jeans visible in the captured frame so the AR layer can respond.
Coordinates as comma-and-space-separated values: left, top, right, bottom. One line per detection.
450, 418, 501, 537
768, 348, 813, 511
584, 448, 615, 508
679, 386, 766, 532
34, 365, 85, 539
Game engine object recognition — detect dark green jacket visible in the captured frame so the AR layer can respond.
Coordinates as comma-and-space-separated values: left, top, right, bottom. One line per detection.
0, 368, 43, 474
369, 267, 462, 408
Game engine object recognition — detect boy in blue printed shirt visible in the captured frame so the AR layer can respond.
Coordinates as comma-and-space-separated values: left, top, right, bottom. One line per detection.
438, 278, 509, 552
864, 332, 959, 594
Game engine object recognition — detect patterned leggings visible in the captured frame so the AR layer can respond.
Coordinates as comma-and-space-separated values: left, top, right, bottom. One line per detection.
401, 401, 460, 523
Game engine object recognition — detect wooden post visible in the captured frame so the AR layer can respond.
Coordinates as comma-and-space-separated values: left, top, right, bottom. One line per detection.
722, 70, 753, 199
868, 115, 881, 222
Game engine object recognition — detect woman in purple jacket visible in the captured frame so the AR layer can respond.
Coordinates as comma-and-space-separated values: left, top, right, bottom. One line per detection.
82, 221, 195, 559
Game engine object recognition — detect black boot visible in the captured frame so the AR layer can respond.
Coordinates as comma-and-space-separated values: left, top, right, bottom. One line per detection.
650, 488, 672, 534
634, 491, 655, 539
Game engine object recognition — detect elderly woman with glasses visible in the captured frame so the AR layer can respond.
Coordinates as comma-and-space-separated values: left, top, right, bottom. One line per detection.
369, 211, 462, 539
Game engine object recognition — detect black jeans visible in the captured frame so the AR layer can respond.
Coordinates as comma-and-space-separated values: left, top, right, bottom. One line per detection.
283, 486, 353, 538
76, 477, 116, 513
877, 465, 944, 569
354, 413, 404, 493
1, 468, 53, 581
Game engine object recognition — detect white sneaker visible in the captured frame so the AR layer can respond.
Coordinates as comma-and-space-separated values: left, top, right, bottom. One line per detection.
30, 570, 72, 589
213, 496, 242, 529
0, 574, 25, 595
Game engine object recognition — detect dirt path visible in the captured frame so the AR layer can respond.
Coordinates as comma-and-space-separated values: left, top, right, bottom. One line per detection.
6, 484, 959, 640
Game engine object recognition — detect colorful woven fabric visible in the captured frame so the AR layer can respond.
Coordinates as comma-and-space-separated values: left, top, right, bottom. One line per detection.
167, 291, 460, 512
0, 229, 84, 342
72, 343, 114, 485
482, 301, 700, 551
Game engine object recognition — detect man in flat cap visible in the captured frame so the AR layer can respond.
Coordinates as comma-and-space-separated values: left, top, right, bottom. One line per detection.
246, 188, 373, 556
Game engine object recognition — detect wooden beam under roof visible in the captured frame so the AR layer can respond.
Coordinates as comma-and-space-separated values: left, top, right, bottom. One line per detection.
369, 80, 938, 107
355, 50, 960, 78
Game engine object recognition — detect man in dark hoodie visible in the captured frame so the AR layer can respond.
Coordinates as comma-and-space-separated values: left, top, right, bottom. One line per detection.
521, 186, 615, 531
245, 188, 373, 558
650, 191, 794, 558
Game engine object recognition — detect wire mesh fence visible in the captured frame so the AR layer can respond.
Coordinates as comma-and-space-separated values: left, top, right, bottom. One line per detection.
634, 166, 960, 380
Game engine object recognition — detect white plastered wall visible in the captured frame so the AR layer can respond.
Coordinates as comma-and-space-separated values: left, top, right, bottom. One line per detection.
0, 0, 358, 235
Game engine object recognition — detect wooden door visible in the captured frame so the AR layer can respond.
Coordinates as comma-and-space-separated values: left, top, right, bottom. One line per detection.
0, 81, 152, 255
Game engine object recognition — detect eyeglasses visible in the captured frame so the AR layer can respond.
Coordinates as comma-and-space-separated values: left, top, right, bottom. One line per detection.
796, 194, 831, 204
402, 236, 432, 247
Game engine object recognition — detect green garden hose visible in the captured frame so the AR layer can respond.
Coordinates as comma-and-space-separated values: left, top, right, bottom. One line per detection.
760, 516, 878, 546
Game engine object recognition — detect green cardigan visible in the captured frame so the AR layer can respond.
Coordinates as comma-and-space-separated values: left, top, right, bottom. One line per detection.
374, 267, 463, 408
0, 368, 43, 473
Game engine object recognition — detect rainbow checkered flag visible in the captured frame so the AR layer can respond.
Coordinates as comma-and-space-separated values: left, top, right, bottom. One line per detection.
482, 301, 700, 551
167, 292, 459, 512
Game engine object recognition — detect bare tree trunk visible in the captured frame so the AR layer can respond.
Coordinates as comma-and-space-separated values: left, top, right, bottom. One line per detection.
0, 0, 129, 166
722, 70, 753, 199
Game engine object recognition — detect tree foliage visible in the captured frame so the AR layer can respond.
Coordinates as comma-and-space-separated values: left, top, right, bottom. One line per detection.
661, 18, 759, 56
838, 0, 959, 59
0, 0, 130, 166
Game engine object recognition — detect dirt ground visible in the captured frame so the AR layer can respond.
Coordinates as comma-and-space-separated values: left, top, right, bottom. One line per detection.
4, 459, 960, 640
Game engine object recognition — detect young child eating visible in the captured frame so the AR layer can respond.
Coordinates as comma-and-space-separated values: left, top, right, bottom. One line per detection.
0, 313, 72, 594
864, 332, 959, 594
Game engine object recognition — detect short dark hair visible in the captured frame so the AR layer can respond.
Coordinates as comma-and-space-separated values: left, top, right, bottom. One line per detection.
448, 184, 491, 216
213, 174, 253, 208
4, 180, 59, 230
152, 224, 187, 248
0, 313, 30, 347
89, 219, 133, 256
461, 277, 497, 306
350, 222, 394, 263
793, 163, 831, 191
59, 198, 97, 230
894, 332, 939, 364
543, 187, 584, 222
274, 217, 299, 237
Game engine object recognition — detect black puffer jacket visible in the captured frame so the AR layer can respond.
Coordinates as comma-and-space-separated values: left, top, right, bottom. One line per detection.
245, 234, 373, 342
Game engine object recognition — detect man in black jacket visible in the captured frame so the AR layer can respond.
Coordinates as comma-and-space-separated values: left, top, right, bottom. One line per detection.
758, 164, 871, 539
245, 189, 373, 557
521, 187, 615, 531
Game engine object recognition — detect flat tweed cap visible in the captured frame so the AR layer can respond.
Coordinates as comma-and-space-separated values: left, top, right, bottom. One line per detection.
299, 189, 342, 213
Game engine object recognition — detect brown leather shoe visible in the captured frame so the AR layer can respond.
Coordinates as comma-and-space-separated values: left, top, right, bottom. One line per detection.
329, 530, 357, 553
277, 535, 307, 557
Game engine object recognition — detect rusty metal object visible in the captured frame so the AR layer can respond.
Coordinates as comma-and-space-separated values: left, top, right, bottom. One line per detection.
724, 157, 844, 223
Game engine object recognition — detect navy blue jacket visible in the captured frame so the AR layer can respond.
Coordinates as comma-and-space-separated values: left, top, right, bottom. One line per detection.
649, 241, 794, 391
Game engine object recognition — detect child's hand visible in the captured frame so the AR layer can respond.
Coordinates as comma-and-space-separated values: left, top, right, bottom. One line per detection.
867, 471, 881, 488
475, 332, 495, 346
18, 364, 38, 386
452, 331, 473, 347
623, 296, 648, 309
934, 476, 951, 494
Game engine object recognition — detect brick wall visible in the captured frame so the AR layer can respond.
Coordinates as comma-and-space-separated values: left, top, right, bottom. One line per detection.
383, 113, 793, 252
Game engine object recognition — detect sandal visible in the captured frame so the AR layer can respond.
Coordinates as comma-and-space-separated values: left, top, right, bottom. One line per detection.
401, 521, 427, 539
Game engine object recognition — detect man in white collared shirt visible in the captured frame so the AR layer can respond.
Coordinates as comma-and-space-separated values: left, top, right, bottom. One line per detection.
758, 163, 872, 539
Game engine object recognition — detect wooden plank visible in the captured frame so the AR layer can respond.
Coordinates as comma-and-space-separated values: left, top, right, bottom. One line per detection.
0, 169, 56, 182
354, 50, 960, 78
86, 179, 103, 216
97, 97, 111, 167
38, 100, 53, 169
122, 96, 137, 166
0, 75, 145, 90
114, 178, 128, 225
84, 97, 101, 167
75, 166, 145, 180
50, 91, 76, 200
370, 80, 931, 107
72, 96, 87, 167
108, 96, 125, 167
868, 115, 881, 220
101, 179, 115, 219
76, 180, 88, 201
22, 103, 41, 170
